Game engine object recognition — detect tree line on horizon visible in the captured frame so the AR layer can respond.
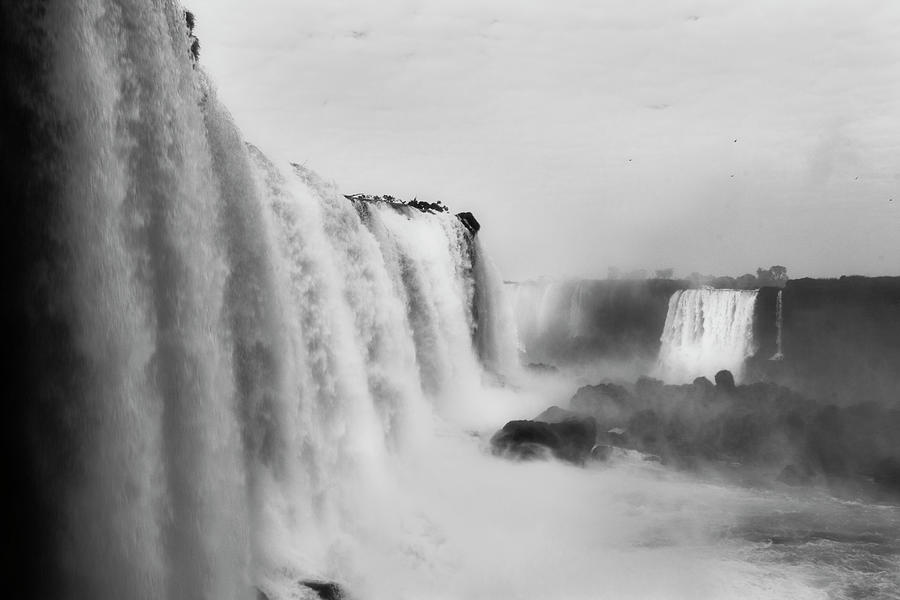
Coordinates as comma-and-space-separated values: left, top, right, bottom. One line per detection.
607, 265, 789, 289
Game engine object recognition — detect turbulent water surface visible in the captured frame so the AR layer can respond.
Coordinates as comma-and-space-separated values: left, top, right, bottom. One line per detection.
4, 2, 899, 600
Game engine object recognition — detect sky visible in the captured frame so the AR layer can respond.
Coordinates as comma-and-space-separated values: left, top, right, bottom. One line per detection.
189, 0, 900, 281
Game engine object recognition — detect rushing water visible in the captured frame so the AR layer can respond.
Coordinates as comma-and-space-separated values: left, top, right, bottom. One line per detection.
771, 289, 785, 361
657, 289, 759, 383
6, 2, 899, 600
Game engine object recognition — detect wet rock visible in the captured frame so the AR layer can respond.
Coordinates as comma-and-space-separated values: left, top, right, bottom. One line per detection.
714, 370, 735, 390
570, 383, 633, 425
526, 362, 558, 373
456, 211, 480, 234
635, 376, 664, 398
627, 409, 663, 452
692, 376, 715, 396
259, 581, 351, 600
301, 580, 349, 600
534, 405, 582, 424
491, 418, 597, 465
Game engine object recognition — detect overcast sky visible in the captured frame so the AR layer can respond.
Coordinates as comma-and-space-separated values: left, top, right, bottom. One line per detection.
189, 0, 899, 281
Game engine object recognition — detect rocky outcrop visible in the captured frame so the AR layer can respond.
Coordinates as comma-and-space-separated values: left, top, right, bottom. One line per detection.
455, 211, 480, 235
258, 581, 352, 600
520, 374, 900, 497
301, 581, 350, 600
491, 416, 597, 465
343, 193, 448, 214
714, 369, 736, 390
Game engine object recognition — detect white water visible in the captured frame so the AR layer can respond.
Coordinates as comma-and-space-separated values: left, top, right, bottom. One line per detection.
770, 290, 784, 360
23, 3, 899, 600
657, 289, 759, 383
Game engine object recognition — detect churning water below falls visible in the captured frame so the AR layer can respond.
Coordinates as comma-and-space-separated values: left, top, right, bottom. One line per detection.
4, 2, 899, 600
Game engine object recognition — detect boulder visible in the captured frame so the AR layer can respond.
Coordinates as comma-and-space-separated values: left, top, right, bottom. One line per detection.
258, 581, 351, 600
692, 376, 715, 396
456, 211, 481, 234
534, 405, 581, 424
627, 409, 662, 452
491, 418, 597, 465
714, 370, 736, 390
301, 580, 349, 600
570, 383, 633, 425
635, 376, 664, 398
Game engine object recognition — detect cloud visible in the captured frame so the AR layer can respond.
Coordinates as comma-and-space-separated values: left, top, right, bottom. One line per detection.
189, 0, 900, 279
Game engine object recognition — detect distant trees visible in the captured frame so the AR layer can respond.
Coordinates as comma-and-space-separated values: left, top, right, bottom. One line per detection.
607, 267, 654, 280
604, 265, 788, 288
654, 268, 674, 280
757, 265, 789, 287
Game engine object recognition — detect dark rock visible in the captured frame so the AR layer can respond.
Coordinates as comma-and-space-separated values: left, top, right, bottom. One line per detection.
534, 405, 581, 424
635, 376, 664, 399
714, 370, 735, 390
301, 580, 349, 600
628, 409, 662, 448
344, 193, 448, 214
456, 211, 480, 234
570, 383, 633, 425
692, 376, 714, 392
720, 412, 766, 461
526, 362, 558, 373
491, 418, 597, 465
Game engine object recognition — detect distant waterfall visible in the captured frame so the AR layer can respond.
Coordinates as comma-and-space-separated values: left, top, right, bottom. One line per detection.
770, 289, 784, 360
657, 289, 759, 383
5, 3, 518, 598
511, 279, 586, 361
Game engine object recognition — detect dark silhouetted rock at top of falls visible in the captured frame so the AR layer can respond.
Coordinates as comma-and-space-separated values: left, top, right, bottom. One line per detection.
455, 211, 481, 235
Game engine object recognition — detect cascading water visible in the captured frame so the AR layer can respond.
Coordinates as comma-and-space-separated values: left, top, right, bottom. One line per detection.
657, 289, 759, 383
770, 289, 784, 360
4, 3, 518, 598
8, 3, 900, 600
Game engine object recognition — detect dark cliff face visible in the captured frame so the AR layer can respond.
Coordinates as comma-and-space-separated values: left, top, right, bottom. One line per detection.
750, 277, 900, 406
518, 279, 686, 367
1, 2, 72, 597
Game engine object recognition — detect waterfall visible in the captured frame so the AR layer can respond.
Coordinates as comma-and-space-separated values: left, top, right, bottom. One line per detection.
5, 3, 518, 598
656, 289, 759, 383
770, 289, 784, 360
511, 279, 580, 363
